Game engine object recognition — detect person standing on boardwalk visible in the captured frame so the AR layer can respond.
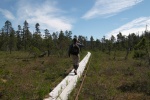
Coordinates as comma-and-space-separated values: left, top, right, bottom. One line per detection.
68, 38, 82, 75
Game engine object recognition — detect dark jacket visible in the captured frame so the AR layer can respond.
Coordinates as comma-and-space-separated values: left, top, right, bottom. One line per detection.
68, 43, 84, 57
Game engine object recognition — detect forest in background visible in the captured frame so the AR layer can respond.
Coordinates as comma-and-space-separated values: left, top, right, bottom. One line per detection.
0, 20, 150, 65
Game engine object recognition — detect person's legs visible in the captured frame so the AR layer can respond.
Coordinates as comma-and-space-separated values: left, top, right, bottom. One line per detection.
72, 54, 80, 75
73, 65, 78, 75
75, 54, 80, 71
73, 65, 77, 75
72, 55, 77, 75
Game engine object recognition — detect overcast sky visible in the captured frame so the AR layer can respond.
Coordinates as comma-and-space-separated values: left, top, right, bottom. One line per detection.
0, 0, 150, 40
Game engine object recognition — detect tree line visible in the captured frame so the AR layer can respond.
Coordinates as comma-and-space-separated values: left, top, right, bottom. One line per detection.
0, 20, 150, 64
90, 31, 150, 65
0, 20, 77, 55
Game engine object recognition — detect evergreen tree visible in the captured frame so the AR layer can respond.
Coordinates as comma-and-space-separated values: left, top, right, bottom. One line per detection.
58, 30, 65, 50
101, 36, 106, 51
95, 39, 101, 50
9, 28, 16, 54
43, 29, 53, 56
134, 37, 150, 65
44, 29, 50, 38
0, 28, 5, 50
16, 25, 23, 50
65, 30, 72, 41
23, 20, 32, 50
117, 32, 125, 50
90, 36, 94, 49
3, 20, 13, 50
35, 23, 40, 35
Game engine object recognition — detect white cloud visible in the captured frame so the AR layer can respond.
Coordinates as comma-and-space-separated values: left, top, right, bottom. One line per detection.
82, 0, 143, 19
106, 17, 150, 39
0, 8, 15, 20
15, 0, 74, 33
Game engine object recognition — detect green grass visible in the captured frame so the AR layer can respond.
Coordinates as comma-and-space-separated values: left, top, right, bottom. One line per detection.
2, 50, 150, 100
0, 51, 87, 100
69, 50, 150, 100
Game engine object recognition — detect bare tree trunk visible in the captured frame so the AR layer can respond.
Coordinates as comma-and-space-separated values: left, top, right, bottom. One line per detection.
146, 48, 150, 65
113, 50, 116, 60
125, 48, 130, 60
